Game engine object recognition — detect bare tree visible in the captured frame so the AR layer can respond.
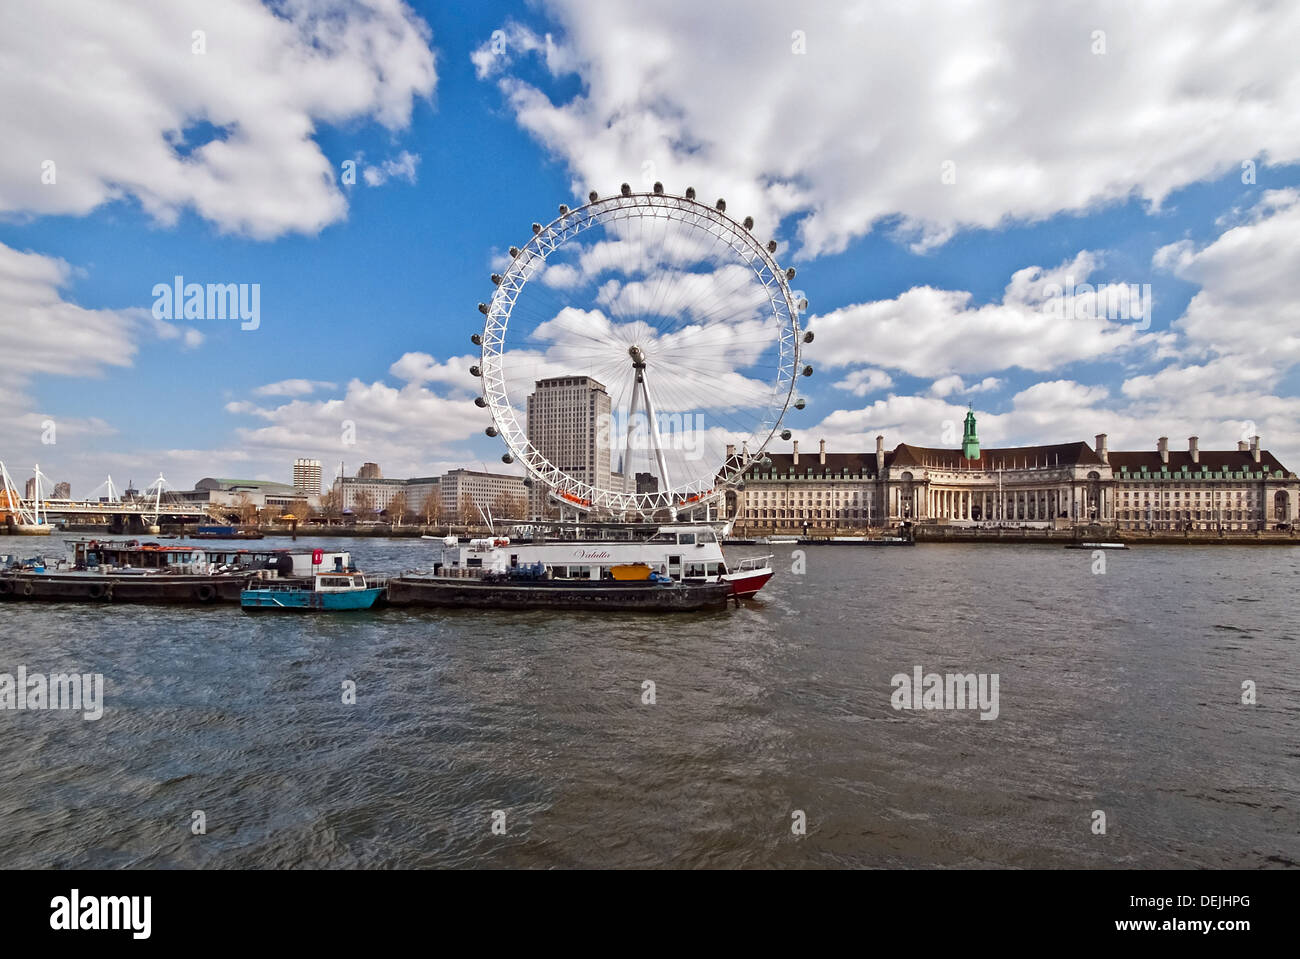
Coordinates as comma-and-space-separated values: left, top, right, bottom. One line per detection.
318, 486, 342, 522
352, 489, 375, 519
421, 491, 442, 526
388, 491, 407, 527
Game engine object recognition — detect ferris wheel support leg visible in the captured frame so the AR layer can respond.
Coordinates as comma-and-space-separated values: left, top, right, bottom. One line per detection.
622, 380, 643, 495
638, 371, 673, 493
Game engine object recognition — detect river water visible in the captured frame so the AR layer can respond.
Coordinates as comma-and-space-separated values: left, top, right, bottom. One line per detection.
1, 537, 1297, 868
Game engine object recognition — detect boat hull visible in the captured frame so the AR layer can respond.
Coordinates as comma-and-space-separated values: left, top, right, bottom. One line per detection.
386, 576, 731, 611
241, 587, 384, 610
721, 568, 774, 598
0, 572, 251, 603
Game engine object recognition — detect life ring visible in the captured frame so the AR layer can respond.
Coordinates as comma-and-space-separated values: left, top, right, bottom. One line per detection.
22, 581, 35, 597
88, 582, 107, 600
196, 584, 217, 603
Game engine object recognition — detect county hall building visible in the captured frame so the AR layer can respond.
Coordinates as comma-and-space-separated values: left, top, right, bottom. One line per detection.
730, 411, 1298, 533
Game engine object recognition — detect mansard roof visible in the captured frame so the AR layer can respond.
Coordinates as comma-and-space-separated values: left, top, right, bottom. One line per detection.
887, 442, 1106, 471
1107, 449, 1290, 474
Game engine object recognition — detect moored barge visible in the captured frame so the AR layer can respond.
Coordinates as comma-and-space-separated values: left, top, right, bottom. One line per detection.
386, 572, 732, 611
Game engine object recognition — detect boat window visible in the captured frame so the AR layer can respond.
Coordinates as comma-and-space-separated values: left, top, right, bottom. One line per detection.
697, 530, 716, 543
678, 532, 696, 545
352, 576, 365, 587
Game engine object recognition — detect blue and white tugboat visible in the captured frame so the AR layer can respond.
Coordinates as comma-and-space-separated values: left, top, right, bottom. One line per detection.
241, 571, 383, 611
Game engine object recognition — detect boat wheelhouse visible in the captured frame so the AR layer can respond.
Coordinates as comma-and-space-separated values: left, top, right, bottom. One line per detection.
241, 572, 383, 611
66, 539, 351, 577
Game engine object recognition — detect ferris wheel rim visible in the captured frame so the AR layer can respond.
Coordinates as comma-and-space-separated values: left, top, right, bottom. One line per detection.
478, 189, 804, 515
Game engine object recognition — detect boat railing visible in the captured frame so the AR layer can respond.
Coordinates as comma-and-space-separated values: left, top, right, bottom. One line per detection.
732, 554, 774, 571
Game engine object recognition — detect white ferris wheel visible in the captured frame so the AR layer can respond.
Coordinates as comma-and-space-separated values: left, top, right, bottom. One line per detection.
471, 183, 813, 517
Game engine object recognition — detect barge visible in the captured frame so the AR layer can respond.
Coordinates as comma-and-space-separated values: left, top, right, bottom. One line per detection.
0, 570, 252, 603
386, 572, 732, 611
0, 540, 356, 605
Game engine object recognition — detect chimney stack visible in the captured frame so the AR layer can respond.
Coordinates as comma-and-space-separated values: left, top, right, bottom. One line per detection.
1251, 435, 1261, 463
1158, 436, 1169, 465
819, 439, 826, 465
875, 435, 885, 474
1238, 440, 1249, 452
1095, 433, 1108, 464
792, 439, 799, 466
1188, 436, 1199, 464
725, 444, 735, 461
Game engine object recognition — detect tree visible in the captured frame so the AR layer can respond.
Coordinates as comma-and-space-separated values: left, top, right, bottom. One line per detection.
318, 486, 342, 522
288, 497, 314, 523
421, 491, 443, 526
352, 489, 375, 520
491, 493, 525, 520
388, 491, 407, 526
234, 493, 257, 525
459, 493, 478, 527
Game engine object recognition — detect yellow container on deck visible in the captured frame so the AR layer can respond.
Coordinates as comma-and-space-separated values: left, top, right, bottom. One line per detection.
610, 563, 652, 581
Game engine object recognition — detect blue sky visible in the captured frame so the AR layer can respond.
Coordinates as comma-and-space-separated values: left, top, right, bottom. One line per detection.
2, 0, 1299, 495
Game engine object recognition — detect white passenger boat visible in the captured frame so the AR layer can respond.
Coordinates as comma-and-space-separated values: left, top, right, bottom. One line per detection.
422, 525, 774, 598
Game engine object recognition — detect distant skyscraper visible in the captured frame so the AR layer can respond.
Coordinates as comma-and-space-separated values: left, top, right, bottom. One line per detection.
52, 481, 71, 499
293, 458, 323, 495
357, 462, 383, 479
23, 477, 36, 499
526, 376, 611, 517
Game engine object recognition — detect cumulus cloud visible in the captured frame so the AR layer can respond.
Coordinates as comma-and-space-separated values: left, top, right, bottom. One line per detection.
363, 151, 422, 187
808, 252, 1154, 378
0, 241, 203, 475
833, 368, 894, 397
476, 1, 1300, 256
253, 378, 338, 397
0, 0, 435, 239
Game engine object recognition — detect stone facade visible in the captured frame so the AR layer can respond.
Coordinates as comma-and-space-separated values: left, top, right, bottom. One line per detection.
730, 427, 1298, 533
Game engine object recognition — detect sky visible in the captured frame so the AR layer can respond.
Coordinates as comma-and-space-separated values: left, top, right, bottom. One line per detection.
1, 0, 1299, 497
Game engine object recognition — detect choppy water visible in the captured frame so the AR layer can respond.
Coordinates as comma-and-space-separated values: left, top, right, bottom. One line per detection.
1, 537, 1297, 868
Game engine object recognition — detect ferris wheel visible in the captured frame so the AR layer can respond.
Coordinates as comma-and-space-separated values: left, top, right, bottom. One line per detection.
471, 183, 813, 517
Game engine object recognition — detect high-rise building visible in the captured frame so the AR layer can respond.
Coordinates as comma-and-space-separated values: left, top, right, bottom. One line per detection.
526, 376, 611, 518
52, 481, 71, 499
293, 458, 322, 495
357, 462, 383, 479
23, 477, 36, 499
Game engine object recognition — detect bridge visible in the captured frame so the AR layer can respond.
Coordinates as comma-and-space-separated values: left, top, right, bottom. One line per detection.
1, 462, 220, 533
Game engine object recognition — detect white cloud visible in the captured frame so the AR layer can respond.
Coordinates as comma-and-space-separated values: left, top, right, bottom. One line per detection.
809, 252, 1153, 378
833, 368, 894, 397
477, 1, 1300, 256
929, 374, 1004, 397
0, 0, 435, 239
253, 378, 338, 397
363, 150, 421, 187
1154, 188, 1300, 370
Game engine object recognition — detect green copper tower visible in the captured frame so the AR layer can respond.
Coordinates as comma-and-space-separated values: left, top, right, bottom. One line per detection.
961, 406, 980, 460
